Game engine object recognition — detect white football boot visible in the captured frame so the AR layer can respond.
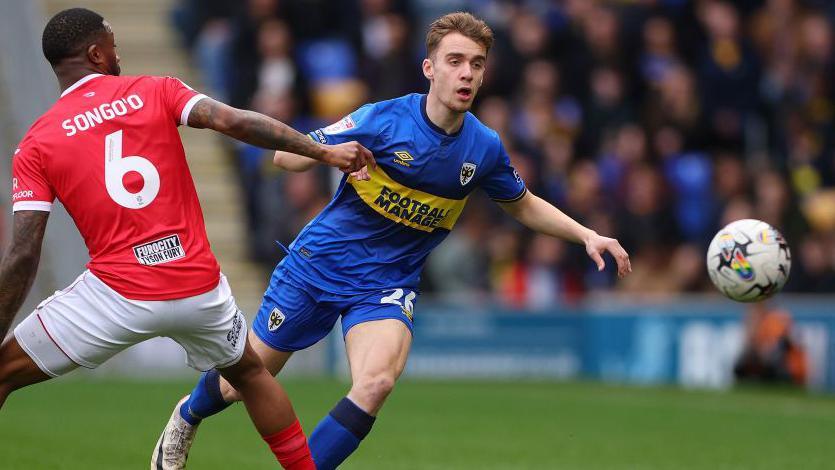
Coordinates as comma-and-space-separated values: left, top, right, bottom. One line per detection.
151, 395, 199, 470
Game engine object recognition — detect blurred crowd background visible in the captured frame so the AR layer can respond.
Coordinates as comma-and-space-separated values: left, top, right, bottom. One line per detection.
171, 0, 835, 308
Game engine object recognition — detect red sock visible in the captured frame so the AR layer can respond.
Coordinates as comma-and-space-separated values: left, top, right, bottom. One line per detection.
262, 419, 317, 470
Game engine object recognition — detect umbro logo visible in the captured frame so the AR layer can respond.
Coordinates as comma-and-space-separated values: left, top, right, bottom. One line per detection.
393, 151, 413, 167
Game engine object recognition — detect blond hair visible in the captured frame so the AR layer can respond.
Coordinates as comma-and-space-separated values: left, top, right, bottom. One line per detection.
425, 12, 493, 58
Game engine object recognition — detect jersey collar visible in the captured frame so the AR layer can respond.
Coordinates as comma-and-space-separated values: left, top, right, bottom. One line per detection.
60, 73, 105, 97
420, 94, 464, 138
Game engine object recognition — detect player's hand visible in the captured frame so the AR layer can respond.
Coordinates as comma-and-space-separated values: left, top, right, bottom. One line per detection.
584, 232, 631, 278
350, 166, 370, 181
322, 141, 376, 174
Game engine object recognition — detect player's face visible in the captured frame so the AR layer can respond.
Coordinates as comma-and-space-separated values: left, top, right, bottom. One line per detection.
423, 33, 487, 113
101, 31, 121, 76
89, 30, 121, 76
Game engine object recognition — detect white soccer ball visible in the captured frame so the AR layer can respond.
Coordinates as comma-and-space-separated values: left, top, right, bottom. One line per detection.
706, 219, 791, 302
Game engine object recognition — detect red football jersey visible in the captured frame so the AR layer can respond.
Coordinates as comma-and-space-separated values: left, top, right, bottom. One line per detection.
12, 74, 221, 300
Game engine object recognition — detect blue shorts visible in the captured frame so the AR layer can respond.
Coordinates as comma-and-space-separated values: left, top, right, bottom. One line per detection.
252, 266, 417, 352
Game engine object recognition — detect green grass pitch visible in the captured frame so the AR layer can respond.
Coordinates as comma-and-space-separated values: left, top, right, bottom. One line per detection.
1, 378, 833, 469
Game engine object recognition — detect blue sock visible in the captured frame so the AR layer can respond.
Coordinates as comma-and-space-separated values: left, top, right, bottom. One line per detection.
309, 397, 376, 470
178, 369, 231, 425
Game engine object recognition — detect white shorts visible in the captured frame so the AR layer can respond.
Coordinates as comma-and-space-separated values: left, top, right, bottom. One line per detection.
14, 271, 247, 377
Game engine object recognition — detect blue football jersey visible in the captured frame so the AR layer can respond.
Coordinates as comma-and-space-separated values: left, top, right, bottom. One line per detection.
280, 93, 526, 293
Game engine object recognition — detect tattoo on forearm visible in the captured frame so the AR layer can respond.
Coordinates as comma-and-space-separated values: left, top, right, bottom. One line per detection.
240, 110, 326, 158
189, 99, 326, 161
187, 97, 215, 130
0, 211, 48, 339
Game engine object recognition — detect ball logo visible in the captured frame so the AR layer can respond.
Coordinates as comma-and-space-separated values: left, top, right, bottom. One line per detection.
758, 229, 784, 245
268, 307, 285, 331
718, 233, 735, 260
730, 249, 755, 281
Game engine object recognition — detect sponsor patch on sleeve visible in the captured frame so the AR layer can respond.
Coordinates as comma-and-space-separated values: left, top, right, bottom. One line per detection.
314, 129, 328, 144
322, 115, 356, 135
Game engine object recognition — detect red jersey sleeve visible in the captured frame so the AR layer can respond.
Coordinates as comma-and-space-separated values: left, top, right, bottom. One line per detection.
11, 142, 54, 212
160, 76, 207, 126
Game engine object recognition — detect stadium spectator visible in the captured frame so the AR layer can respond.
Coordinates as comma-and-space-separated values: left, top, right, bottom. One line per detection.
734, 303, 808, 386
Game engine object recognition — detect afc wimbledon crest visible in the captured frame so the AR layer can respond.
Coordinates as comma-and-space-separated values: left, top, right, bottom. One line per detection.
460, 162, 476, 186
268, 307, 285, 331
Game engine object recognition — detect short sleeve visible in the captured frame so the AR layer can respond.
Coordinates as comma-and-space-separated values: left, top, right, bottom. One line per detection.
482, 141, 527, 202
159, 77, 206, 126
308, 104, 380, 148
11, 144, 54, 212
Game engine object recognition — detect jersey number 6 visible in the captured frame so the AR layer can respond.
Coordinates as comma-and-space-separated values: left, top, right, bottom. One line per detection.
104, 129, 160, 209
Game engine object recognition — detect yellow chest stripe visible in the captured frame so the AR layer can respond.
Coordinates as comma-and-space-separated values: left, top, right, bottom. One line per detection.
348, 167, 468, 233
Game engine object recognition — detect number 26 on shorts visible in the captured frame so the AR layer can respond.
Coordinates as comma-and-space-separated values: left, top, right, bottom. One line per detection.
380, 288, 416, 320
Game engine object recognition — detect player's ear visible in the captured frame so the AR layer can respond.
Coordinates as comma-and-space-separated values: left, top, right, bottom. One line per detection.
422, 58, 434, 81
87, 43, 104, 66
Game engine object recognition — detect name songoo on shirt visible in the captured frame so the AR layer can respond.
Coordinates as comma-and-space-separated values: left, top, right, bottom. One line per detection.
61, 94, 144, 136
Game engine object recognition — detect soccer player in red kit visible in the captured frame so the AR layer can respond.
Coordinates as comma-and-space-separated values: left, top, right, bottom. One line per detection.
0, 8, 373, 469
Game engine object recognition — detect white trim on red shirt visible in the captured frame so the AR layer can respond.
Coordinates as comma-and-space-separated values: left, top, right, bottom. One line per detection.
180, 94, 207, 126
60, 74, 105, 98
13, 201, 53, 212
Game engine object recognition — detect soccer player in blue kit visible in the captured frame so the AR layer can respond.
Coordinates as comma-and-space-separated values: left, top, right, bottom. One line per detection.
154, 11, 631, 469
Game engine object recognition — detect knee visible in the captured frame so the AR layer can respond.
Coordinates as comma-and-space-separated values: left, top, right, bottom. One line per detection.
351, 374, 396, 408
220, 377, 243, 402
219, 354, 267, 390
0, 339, 48, 405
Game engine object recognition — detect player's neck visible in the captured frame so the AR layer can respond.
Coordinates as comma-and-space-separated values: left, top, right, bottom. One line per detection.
425, 92, 465, 135
55, 64, 105, 94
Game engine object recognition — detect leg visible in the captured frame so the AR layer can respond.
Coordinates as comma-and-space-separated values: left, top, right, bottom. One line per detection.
345, 319, 412, 415
219, 330, 293, 401
1, 296, 94, 409
0, 337, 52, 409
154, 270, 334, 469
154, 332, 313, 470
178, 330, 292, 427
178, 267, 332, 422
218, 331, 293, 412
310, 318, 412, 470
217, 337, 314, 469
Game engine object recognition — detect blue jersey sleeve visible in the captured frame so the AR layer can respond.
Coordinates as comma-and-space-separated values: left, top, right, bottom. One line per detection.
308, 104, 381, 148
482, 141, 527, 202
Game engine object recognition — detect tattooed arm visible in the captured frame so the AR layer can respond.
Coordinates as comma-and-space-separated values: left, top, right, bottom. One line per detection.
0, 211, 48, 340
187, 98, 374, 173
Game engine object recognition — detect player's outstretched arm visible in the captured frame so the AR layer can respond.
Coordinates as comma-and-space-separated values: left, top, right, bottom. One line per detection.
187, 97, 374, 173
0, 211, 49, 339
273, 151, 372, 181
273, 151, 320, 172
499, 191, 632, 278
